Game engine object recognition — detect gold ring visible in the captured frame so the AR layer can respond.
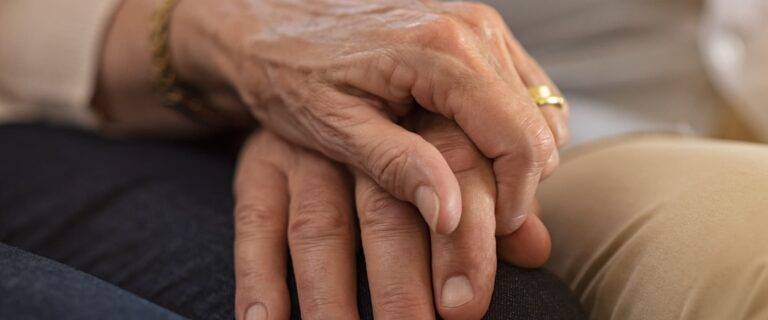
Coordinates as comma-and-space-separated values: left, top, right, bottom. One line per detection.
528, 85, 565, 108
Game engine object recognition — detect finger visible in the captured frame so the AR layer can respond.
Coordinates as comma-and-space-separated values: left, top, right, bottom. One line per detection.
285, 150, 358, 319
424, 65, 555, 235
498, 36, 570, 180
439, 2, 570, 148
328, 17, 554, 235
399, 22, 556, 235
497, 211, 551, 268
500, 40, 562, 180
308, 88, 463, 234
415, 116, 497, 319
442, 73, 552, 236
440, 3, 562, 181
504, 36, 570, 148
233, 134, 291, 320
354, 171, 435, 319
541, 148, 560, 181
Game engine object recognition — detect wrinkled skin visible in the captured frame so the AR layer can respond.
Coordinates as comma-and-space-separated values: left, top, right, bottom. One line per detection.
234, 114, 552, 320
172, 0, 569, 236
97, 1, 570, 319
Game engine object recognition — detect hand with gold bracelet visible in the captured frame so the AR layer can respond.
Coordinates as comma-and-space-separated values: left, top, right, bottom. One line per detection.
94, 0, 569, 318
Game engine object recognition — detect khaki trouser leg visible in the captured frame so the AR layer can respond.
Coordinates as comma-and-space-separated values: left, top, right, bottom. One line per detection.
540, 136, 768, 319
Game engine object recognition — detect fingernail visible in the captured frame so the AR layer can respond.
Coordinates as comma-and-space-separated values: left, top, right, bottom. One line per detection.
503, 214, 528, 234
246, 303, 267, 320
441, 275, 474, 308
415, 186, 440, 231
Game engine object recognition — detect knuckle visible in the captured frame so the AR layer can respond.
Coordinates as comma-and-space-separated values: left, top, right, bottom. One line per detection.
359, 193, 423, 236
430, 132, 486, 175
295, 292, 344, 317
531, 130, 556, 167
520, 116, 556, 170
235, 265, 271, 287
365, 139, 415, 195
415, 15, 472, 53
376, 283, 433, 316
288, 199, 351, 246
234, 203, 284, 237
360, 190, 402, 218
385, 59, 418, 101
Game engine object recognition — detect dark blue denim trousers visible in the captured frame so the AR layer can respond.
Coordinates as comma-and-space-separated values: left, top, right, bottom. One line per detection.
0, 124, 584, 319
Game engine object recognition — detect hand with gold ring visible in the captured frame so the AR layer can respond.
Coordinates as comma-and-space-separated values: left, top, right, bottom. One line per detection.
528, 84, 570, 177
100, 0, 571, 235
101, 0, 570, 312
96, 0, 571, 319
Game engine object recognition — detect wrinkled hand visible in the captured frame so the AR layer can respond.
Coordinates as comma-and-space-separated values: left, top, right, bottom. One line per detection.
233, 114, 551, 319
355, 113, 551, 319
176, 0, 569, 236
234, 130, 358, 319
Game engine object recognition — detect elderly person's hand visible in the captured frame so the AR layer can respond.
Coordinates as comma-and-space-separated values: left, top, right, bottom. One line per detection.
169, 0, 569, 236
234, 114, 551, 319
97, 1, 567, 318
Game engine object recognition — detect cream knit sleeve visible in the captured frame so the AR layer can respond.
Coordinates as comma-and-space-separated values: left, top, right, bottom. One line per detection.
0, 0, 122, 128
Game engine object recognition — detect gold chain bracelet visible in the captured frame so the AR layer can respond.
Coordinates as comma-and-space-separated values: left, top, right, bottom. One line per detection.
151, 0, 228, 126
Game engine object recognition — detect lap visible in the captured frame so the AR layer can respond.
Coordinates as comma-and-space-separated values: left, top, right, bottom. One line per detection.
0, 243, 182, 320
540, 135, 768, 319
0, 124, 237, 319
0, 124, 584, 319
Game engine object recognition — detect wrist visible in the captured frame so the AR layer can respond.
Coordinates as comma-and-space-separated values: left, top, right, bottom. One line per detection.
168, 0, 251, 115
168, 0, 230, 89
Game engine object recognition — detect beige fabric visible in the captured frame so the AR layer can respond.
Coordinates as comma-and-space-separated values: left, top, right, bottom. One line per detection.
0, 0, 121, 127
540, 136, 768, 319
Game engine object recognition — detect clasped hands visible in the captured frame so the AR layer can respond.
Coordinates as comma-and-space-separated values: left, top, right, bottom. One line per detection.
169, 1, 569, 318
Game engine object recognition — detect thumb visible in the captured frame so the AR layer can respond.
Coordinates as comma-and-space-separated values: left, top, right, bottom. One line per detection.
312, 90, 462, 234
